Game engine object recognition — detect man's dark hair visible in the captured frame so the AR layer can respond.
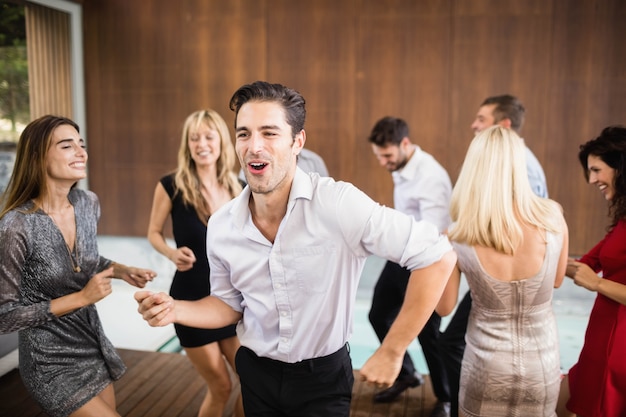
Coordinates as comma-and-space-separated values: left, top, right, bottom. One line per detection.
367, 116, 409, 147
578, 125, 626, 229
482, 94, 525, 133
229, 81, 306, 137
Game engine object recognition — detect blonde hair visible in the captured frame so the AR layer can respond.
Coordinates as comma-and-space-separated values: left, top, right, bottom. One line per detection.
174, 109, 242, 224
449, 126, 562, 254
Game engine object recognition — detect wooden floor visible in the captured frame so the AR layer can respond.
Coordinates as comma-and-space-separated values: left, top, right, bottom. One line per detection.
0, 349, 438, 417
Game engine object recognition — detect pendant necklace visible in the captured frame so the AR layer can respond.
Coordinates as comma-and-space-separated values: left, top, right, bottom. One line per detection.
47, 209, 81, 273
64, 241, 81, 273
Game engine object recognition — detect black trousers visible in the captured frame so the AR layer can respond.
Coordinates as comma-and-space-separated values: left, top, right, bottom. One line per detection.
368, 261, 451, 402
235, 344, 354, 417
439, 290, 471, 417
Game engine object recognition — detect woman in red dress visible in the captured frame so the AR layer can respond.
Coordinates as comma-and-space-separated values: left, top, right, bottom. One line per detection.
557, 126, 626, 417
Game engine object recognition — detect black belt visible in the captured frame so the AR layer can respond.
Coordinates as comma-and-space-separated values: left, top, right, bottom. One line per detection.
241, 343, 350, 372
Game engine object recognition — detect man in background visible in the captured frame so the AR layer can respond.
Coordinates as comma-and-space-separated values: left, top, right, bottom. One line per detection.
470, 94, 548, 198
440, 94, 549, 417
367, 116, 454, 417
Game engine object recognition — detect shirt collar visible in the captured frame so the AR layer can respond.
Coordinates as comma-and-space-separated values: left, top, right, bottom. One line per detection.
289, 167, 314, 202
230, 167, 313, 229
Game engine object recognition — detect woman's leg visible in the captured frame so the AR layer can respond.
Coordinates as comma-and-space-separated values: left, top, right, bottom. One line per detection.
185, 342, 233, 417
219, 336, 244, 417
69, 384, 121, 417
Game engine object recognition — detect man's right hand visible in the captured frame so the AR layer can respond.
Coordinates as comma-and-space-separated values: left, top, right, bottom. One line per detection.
135, 291, 176, 327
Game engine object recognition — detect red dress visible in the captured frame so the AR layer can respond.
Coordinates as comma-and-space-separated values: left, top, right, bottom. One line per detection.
567, 220, 626, 417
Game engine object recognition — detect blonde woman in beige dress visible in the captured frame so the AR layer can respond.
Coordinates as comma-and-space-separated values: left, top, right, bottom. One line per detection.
437, 126, 569, 417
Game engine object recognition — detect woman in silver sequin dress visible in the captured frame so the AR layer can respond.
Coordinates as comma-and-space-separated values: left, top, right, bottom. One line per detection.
0, 115, 157, 417
437, 126, 569, 417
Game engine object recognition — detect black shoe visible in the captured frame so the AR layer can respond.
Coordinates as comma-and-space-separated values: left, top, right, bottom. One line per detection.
429, 400, 451, 417
372, 373, 424, 403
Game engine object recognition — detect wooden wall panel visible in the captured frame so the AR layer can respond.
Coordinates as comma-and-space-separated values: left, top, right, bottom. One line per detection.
83, 0, 268, 236
80, 0, 626, 255
265, 0, 359, 191
449, 1, 554, 175
544, 0, 626, 255
83, 1, 185, 236
180, 0, 268, 119
354, 0, 453, 207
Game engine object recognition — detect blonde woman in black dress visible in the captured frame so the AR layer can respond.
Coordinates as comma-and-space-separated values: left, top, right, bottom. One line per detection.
147, 109, 244, 417
0, 115, 156, 416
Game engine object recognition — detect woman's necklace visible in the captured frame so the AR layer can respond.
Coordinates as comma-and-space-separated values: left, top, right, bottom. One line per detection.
46, 207, 81, 273
64, 240, 81, 273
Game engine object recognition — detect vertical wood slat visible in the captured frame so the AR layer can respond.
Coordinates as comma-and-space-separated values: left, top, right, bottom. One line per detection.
25, 4, 73, 120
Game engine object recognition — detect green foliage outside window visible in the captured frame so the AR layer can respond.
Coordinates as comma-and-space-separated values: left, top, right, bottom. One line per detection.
0, 2, 29, 142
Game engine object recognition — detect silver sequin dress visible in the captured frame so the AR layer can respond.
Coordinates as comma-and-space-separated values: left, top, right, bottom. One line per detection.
453, 230, 563, 417
0, 189, 125, 417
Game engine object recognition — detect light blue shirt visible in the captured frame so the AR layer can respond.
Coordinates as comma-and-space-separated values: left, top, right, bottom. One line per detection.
297, 148, 329, 176
524, 145, 548, 198
207, 168, 452, 362
392, 145, 452, 232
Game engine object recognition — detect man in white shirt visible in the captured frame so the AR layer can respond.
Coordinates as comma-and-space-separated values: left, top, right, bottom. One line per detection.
136, 81, 456, 416
368, 116, 454, 417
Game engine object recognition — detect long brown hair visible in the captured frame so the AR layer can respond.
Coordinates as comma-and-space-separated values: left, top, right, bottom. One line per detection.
174, 109, 242, 224
0, 115, 79, 219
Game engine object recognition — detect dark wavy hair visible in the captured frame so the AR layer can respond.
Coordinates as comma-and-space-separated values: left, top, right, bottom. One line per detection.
578, 125, 626, 229
228, 81, 306, 138
367, 116, 409, 147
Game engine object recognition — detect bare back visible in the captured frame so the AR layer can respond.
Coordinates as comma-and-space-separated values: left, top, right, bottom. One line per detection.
474, 222, 546, 282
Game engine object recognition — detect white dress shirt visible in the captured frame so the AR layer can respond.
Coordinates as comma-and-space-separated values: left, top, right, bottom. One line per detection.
207, 168, 452, 363
391, 145, 452, 232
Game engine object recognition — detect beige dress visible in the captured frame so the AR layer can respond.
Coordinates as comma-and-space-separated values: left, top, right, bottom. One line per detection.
453, 230, 562, 417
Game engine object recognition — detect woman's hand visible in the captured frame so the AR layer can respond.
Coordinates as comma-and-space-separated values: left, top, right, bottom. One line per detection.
81, 267, 114, 304
52, 267, 117, 316
112, 263, 157, 288
567, 260, 601, 292
170, 246, 196, 272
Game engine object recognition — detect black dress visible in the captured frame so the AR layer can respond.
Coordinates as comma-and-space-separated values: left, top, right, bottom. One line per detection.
161, 174, 237, 347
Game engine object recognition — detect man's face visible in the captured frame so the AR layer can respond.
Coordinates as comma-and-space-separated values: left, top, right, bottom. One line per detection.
371, 138, 411, 172
235, 100, 304, 195
470, 103, 498, 135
